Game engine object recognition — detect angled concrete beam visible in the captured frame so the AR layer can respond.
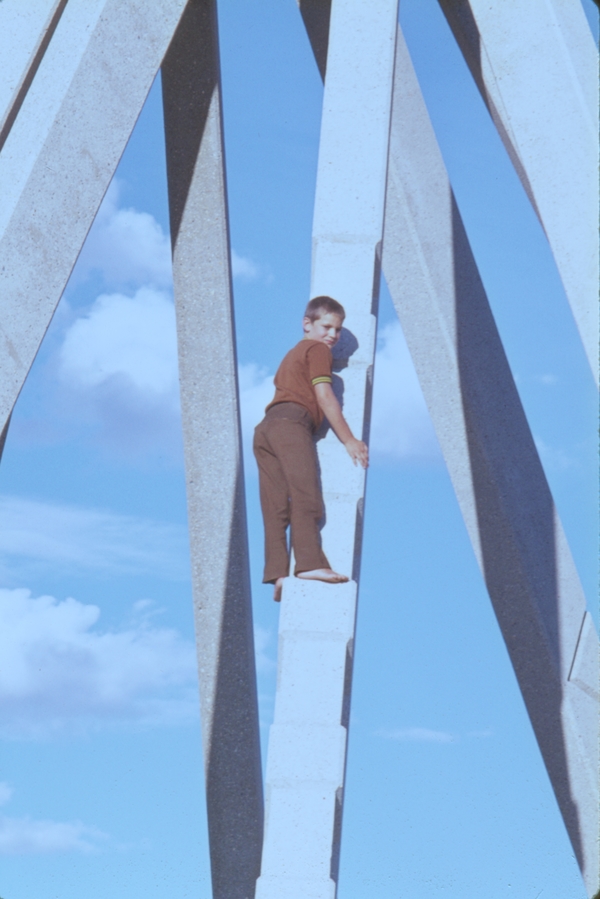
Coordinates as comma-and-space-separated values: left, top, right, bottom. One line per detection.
438, 0, 599, 386
382, 28, 599, 897
299, 7, 599, 894
256, 3, 398, 896
0, 0, 68, 149
0, 0, 189, 435
161, 3, 263, 897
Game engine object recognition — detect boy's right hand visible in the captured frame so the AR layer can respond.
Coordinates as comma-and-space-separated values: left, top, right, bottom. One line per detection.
344, 438, 369, 468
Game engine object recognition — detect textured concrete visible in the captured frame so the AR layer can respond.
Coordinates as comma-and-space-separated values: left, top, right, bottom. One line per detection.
438, 0, 599, 386
382, 27, 599, 897
0, 0, 67, 149
162, 3, 263, 897
0, 0, 189, 436
256, 2, 398, 895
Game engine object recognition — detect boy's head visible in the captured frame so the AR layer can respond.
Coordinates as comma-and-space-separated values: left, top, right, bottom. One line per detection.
303, 296, 345, 348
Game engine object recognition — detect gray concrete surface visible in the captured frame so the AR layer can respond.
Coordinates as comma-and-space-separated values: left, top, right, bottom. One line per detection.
0, 0, 189, 436
162, 2, 263, 896
256, 2, 398, 895
299, 7, 599, 894
0, 0, 68, 150
438, 0, 599, 386
382, 27, 599, 896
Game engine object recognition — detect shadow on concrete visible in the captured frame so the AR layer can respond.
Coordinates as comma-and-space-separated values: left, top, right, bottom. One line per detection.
162, 0, 218, 248
298, 0, 332, 81
205, 468, 264, 899
438, 0, 539, 215
452, 193, 583, 869
162, 3, 263, 896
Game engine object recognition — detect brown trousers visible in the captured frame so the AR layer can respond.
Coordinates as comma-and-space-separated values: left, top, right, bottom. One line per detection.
253, 402, 330, 583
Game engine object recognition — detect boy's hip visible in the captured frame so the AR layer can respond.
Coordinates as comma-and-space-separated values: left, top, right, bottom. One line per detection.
257, 402, 315, 432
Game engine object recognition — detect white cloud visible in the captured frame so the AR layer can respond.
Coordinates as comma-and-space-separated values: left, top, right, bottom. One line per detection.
231, 249, 261, 281
370, 322, 441, 462
378, 727, 455, 744
0, 813, 106, 855
0, 495, 189, 582
253, 625, 276, 673
0, 588, 198, 738
59, 287, 179, 402
54, 286, 182, 458
74, 181, 172, 290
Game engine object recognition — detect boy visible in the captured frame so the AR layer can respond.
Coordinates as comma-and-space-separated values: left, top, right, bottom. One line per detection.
253, 296, 369, 602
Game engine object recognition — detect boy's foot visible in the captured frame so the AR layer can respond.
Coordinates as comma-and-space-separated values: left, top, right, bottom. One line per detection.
296, 568, 349, 584
273, 578, 284, 602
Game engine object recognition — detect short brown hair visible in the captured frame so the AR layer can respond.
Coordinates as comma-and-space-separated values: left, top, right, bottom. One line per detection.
304, 295, 345, 322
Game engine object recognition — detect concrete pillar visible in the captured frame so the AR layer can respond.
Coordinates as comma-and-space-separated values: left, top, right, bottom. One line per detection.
438, 0, 599, 386
0, 0, 190, 438
382, 27, 599, 897
161, 3, 263, 897
256, 3, 398, 896
0, 0, 67, 149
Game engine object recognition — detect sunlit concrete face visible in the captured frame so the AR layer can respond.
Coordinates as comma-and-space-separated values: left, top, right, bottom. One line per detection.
0, 0, 190, 435
438, 0, 599, 387
381, 26, 599, 898
256, 2, 399, 896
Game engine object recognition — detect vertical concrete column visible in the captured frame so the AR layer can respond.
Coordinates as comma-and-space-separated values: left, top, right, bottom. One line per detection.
382, 28, 599, 897
256, 3, 398, 897
0, 0, 189, 439
438, 0, 599, 386
161, 3, 263, 898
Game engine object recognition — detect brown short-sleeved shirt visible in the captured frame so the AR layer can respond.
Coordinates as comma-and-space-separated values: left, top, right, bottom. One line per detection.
266, 339, 333, 429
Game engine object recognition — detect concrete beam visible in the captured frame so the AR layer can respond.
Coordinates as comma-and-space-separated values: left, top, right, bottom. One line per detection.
0, 0, 68, 150
256, 2, 398, 896
0, 0, 189, 435
382, 27, 599, 897
161, 2, 263, 897
438, 0, 599, 386
299, 7, 599, 894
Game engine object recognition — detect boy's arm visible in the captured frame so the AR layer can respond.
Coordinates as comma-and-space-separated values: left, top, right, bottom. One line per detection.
314, 382, 369, 468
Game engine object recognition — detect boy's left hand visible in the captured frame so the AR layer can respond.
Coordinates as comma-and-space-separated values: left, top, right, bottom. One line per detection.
344, 438, 369, 468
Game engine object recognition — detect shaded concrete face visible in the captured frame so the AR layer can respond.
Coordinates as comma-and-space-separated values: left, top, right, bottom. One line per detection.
0, 0, 190, 433
382, 26, 598, 896
257, 2, 398, 896
162, 2, 263, 896
438, 0, 599, 386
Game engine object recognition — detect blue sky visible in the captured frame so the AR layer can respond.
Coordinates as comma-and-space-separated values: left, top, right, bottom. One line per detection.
0, 1, 597, 897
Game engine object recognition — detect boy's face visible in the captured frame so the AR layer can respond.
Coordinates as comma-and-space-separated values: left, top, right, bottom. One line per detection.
303, 311, 344, 348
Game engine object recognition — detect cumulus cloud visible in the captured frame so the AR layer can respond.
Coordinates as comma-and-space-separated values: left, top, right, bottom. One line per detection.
73, 180, 261, 290
73, 181, 173, 290
231, 249, 260, 281
0, 783, 106, 854
0, 495, 189, 582
378, 727, 455, 744
0, 812, 106, 855
0, 588, 198, 738
370, 321, 440, 462
59, 286, 179, 402
55, 286, 182, 458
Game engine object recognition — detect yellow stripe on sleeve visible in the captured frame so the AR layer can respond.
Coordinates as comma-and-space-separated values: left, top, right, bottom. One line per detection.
311, 376, 332, 385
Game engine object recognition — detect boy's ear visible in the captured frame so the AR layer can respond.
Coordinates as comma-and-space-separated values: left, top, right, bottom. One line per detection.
302, 316, 312, 332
